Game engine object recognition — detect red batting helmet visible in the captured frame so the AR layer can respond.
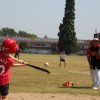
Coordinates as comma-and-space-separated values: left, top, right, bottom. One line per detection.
1, 38, 17, 54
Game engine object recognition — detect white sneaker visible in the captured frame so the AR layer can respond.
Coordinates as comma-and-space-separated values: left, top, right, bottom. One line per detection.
92, 85, 100, 90
92, 86, 98, 90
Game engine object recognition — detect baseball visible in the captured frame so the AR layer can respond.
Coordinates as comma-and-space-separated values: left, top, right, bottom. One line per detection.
44, 62, 49, 67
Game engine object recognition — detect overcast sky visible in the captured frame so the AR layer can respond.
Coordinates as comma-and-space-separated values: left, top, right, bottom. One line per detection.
0, 0, 100, 40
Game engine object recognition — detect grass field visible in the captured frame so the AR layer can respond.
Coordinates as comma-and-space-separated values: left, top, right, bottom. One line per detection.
10, 53, 100, 96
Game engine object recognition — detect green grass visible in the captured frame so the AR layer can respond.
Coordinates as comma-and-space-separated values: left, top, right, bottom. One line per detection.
10, 53, 100, 96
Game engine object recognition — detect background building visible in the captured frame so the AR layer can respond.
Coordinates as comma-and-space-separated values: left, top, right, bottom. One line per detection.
0, 36, 58, 54
77, 40, 91, 55
0, 36, 91, 54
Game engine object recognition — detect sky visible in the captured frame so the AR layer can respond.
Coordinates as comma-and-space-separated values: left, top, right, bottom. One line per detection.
0, 0, 100, 40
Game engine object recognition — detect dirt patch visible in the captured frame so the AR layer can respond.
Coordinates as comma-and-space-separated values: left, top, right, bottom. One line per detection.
8, 93, 100, 100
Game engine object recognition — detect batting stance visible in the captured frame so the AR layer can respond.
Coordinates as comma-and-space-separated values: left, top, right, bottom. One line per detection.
59, 51, 66, 69
87, 38, 100, 89
0, 38, 27, 100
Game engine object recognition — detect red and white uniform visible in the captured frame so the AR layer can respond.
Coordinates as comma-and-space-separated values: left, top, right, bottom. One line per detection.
87, 44, 100, 87
0, 51, 14, 86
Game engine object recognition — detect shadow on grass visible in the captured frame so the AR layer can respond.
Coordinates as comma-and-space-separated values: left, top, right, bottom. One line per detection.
59, 86, 91, 89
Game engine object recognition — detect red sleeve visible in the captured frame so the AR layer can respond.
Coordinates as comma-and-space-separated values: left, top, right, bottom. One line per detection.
98, 44, 100, 47
8, 57, 14, 67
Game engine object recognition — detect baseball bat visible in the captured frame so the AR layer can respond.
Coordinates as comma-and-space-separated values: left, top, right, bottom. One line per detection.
9, 55, 50, 74
27, 64, 50, 74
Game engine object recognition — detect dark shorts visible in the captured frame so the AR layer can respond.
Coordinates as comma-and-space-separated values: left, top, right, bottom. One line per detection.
0, 83, 9, 96
60, 59, 65, 62
91, 59, 100, 69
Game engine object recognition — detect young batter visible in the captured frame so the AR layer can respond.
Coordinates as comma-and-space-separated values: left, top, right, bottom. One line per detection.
0, 38, 27, 100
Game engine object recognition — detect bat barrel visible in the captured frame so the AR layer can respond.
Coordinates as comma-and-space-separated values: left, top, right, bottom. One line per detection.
27, 64, 50, 74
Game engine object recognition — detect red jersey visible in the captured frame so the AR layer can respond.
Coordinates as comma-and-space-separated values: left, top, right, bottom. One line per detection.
0, 51, 14, 86
87, 44, 100, 58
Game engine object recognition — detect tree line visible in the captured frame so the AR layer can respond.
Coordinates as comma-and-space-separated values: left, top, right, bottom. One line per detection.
0, 27, 50, 53
0, 27, 38, 52
0, 27, 37, 38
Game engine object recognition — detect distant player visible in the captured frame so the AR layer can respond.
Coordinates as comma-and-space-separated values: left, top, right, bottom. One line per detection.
59, 51, 66, 69
14, 45, 20, 59
0, 38, 27, 100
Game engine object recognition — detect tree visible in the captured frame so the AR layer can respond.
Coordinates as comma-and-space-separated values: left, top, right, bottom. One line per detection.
0, 27, 37, 38
58, 0, 78, 54
18, 41, 28, 52
44, 35, 48, 38
18, 31, 37, 38
0, 28, 17, 36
